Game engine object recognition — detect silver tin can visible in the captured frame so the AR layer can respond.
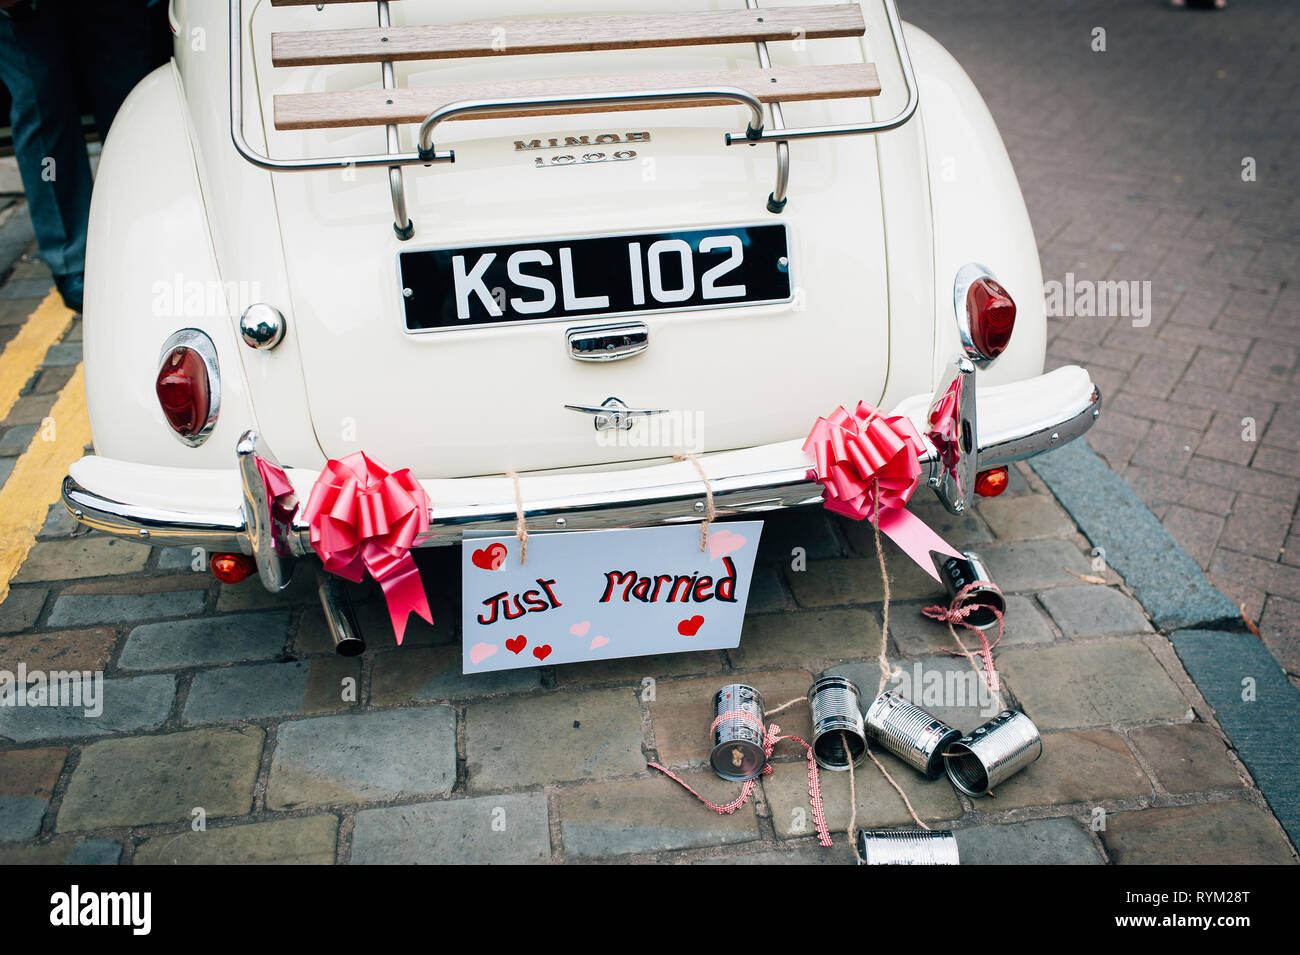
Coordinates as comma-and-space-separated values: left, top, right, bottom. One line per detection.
808, 675, 867, 771
934, 550, 1006, 630
856, 829, 960, 865
943, 709, 1042, 796
863, 691, 963, 779
709, 684, 766, 782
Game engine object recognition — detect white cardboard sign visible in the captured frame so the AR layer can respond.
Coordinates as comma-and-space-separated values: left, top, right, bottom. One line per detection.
461, 522, 764, 673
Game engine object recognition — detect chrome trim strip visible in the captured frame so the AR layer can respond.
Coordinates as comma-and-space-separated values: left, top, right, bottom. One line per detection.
61, 475, 247, 552
978, 387, 1102, 468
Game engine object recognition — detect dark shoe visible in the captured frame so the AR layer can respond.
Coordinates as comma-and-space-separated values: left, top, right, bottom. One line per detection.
55, 273, 83, 313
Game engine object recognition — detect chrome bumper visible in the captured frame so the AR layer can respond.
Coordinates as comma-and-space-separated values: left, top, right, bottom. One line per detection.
62, 366, 1101, 592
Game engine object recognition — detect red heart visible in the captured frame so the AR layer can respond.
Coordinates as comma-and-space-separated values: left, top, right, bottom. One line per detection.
471, 543, 508, 571
677, 615, 705, 637
532, 644, 552, 661
505, 635, 526, 654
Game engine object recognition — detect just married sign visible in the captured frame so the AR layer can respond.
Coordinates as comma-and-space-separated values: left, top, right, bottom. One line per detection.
461, 522, 764, 673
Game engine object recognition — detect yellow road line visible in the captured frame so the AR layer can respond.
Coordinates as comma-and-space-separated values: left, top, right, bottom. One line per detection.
0, 289, 75, 423
0, 363, 92, 604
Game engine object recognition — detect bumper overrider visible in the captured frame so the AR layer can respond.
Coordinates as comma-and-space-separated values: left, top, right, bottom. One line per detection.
62, 363, 1100, 595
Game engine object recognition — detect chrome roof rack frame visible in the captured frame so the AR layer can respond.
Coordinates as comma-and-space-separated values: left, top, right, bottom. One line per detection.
228, 0, 919, 239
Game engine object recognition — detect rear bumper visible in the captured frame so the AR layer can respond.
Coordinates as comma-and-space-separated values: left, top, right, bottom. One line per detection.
63, 365, 1100, 581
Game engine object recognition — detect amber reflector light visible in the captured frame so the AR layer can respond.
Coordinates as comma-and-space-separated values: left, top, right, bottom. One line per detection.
975, 467, 1010, 498
210, 553, 255, 584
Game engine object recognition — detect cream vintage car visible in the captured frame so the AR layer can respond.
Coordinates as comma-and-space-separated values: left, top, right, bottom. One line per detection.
62, 0, 1100, 653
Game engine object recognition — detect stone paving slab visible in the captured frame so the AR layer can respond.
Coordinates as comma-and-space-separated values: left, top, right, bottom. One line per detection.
119, 612, 289, 670
954, 817, 1104, 865
1100, 800, 1296, 865
352, 793, 550, 864
1037, 586, 1153, 637
12, 538, 150, 583
134, 816, 339, 865
0, 626, 116, 671
730, 608, 880, 668
0, 838, 122, 865
0, 587, 45, 633
0, 747, 65, 841
1129, 723, 1246, 795
46, 590, 206, 628
983, 730, 1151, 810
183, 658, 360, 725
57, 727, 264, 832
267, 708, 456, 810
0, 674, 175, 743
369, 645, 539, 705
998, 639, 1191, 730
557, 771, 760, 859
465, 688, 645, 791
1172, 630, 1300, 846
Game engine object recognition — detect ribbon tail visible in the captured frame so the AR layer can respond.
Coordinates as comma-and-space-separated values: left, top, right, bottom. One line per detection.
374, 553, 433, 646
877, 508, 963, 580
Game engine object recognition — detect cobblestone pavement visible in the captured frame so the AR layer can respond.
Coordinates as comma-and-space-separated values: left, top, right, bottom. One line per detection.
905, 0, 1300, 686
1, 4, 1299, 864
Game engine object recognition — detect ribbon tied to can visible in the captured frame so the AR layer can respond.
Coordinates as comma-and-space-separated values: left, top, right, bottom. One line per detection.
648, 710, 833, 847
803, 401, 962, 579
923, 580, 1006, 693
303, 451, 434, 645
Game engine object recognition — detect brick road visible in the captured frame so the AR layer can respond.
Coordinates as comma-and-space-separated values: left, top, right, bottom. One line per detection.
0, 2, 1298, 864
905, 0, 1300, 687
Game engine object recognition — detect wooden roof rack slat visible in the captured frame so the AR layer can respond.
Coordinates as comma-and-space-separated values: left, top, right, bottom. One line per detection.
271, 5, 866, 68
273, 63, 881, 131
270, 0, 401, 6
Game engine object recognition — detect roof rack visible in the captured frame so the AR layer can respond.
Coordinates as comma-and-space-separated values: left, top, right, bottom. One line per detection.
230, 0, 918, 239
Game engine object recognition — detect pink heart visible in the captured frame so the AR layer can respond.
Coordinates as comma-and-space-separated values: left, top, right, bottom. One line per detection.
469, 643, 498, 665
569, 621, 591, 638
707, 529, 747, 561
590, 635, 609, 650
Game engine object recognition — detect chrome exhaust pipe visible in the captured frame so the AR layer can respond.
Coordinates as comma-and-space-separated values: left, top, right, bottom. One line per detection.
317, 573, 365, 657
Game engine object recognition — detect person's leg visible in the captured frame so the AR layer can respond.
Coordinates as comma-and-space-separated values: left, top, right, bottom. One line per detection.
0, 7, 94, 308
72, 0, 167, 143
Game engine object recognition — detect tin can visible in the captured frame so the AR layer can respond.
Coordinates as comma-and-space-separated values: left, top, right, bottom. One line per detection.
863, 691, 963, 779
856, 829, 960, 865
943, 709, 1042, 796
709, 684, 766, 781
808, 675, 867, 772
934, 550, 1005, 629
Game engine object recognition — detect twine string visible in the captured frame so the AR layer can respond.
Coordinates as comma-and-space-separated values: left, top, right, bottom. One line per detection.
503, 471, 529, 565
923, 580, 1006, 709
863, 477, 928, 831
674, 452, 715, 553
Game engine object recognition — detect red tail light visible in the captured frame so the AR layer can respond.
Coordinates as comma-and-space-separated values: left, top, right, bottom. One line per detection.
966, 277, 1017, 359
975, 467, 1010, 498
156, 345, 211, 440
210, 552, 256, 584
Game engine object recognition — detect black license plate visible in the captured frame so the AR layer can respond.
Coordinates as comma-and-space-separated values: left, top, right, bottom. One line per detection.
399, 224, 792, 332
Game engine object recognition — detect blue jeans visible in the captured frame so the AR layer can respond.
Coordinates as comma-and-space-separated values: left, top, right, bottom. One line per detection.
0, 1, 164, 279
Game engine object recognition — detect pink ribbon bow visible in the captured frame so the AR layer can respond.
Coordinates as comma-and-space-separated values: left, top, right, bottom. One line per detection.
803, 401, 961, 579
303, 452, 434, 645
